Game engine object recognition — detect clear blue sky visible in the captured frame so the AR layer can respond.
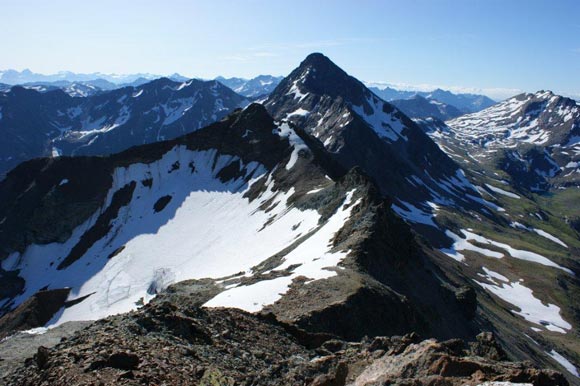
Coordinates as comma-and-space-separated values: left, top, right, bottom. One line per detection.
2, 0, 579, 99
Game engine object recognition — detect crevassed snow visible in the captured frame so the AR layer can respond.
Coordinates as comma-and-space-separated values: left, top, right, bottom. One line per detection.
442, 230, 572, 273
476, 277, 572, 333
548, 350, 579, 377
273, 122, 309, 170
204, 190, 359, 312
485, 184, 521, 199
7, 146, 328, 326
21, 327, 49, 335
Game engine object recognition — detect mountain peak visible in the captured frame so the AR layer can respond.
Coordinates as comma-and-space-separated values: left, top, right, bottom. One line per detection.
301, 52, 331, 65
269, 52, 366, 104
298, 52, 345, 76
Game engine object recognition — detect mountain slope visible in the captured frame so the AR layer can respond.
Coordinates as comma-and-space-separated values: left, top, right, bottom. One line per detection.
0, 78, 248, 177
1, 298, 569, 386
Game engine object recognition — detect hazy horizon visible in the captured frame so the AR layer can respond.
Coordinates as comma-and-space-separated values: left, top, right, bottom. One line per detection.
2, 0, 579, 100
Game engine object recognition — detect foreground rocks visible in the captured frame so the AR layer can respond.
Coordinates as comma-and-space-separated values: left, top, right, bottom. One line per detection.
2, 298, 567, 386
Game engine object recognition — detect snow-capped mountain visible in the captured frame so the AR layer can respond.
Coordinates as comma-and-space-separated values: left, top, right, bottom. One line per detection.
0, 55, 578, 382
216, 75, 283, 98
367, 85, 496, 113
14, 81, 107, 97
424, 88, 497, 113
445, 90, 580, 190
391, 94, 464, 120
0, 78, 248, 177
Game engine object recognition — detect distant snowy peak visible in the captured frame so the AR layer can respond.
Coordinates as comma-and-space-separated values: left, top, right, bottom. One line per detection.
216, 75, 283, 98
0, 78, 249, 177
440, 90, 580, 189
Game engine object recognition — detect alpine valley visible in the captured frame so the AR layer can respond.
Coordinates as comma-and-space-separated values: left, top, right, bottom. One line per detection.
0, 54, 578, 386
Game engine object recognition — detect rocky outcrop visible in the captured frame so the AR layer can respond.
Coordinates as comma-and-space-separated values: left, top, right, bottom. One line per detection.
1, 298, 567, 386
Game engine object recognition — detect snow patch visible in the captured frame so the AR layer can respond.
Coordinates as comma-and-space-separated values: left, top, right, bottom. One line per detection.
548, 350, 579, 377
273, 122, 309, 170
392, 201, 436, 227
485, 184, 521, 199
442, 230, 571, 273
476, 279, 572, 333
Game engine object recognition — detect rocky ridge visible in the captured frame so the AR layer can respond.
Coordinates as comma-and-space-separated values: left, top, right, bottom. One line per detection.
1, 296, 569, 386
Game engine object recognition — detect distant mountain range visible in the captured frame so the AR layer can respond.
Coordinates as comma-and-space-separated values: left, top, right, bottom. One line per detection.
1, 69, 499, 114
367, 85, 497, 113
0, 69, 189, 85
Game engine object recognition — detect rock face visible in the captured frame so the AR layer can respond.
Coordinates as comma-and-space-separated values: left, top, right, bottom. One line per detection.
0, 289, 70, 339
1, 298, 568, 386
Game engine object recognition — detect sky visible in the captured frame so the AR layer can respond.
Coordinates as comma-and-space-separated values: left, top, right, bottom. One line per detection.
1, 0, 579, 100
